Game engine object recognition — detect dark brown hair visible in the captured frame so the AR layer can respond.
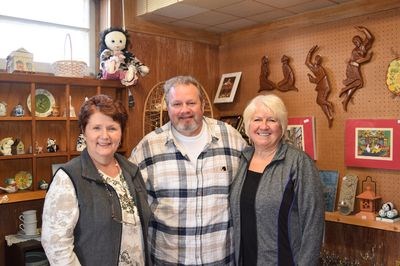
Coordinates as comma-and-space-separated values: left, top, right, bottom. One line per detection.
78, 94, 128, 133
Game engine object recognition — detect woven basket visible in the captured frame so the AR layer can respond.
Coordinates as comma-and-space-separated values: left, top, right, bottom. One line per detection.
53, 34, 87, 77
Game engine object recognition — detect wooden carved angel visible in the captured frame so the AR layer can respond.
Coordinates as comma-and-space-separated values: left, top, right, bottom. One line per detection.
259, 55, 277, 92
305, 45, 334, 127
277, 55, 297, 92
339, 26, 374, 111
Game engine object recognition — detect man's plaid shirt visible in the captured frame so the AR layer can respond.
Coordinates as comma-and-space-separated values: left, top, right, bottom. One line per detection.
130, 117, 247, 265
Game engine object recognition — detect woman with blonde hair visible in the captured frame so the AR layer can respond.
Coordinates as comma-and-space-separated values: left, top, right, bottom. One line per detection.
230, 94, 324, 265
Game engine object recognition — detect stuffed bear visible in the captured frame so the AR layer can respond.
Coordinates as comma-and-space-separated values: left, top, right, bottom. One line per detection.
98, 27, 149, 86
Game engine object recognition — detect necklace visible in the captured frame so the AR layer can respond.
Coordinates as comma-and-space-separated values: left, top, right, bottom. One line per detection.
100, 169, 138, 226
95, 158, 120, 178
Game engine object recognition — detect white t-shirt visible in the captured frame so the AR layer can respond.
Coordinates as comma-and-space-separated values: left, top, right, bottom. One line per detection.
171, 123, 209, 165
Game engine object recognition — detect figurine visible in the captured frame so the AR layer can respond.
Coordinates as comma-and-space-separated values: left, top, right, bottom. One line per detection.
259, 55, 277, 92
46, 138, 59, 152
0, 101, 7, 116
39, 180, 49, 190
76, 133, 86, 152
11, 103, 24, 117
305, 45, 334, 127
52, 104, 60, 117
35, 141, 43, 154
277, 55, 297, 92
11, 138, 25, 155
69, 96, 76, 117
339, 26, 374, 111
378, 202, 398, 218
0, 137, 14, 156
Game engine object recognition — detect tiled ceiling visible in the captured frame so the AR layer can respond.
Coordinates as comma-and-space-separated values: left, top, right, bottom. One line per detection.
136, 0, 355, 33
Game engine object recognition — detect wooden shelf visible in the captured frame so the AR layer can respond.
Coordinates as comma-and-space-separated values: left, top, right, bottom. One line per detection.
0, 72, 128, 204
325, 211, 400, 233
0, 190, 46, 204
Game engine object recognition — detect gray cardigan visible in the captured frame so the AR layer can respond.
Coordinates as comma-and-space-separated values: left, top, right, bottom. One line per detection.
230, 141, 325, 266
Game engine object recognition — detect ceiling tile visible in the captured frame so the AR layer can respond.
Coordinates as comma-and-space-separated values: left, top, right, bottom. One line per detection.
152, 3, 208, 19
138, 13, 178, 24
184, 11, 238, 25
216, 1, 275, 17
255, 0, 312, 9
136, 0, 359, 33
249, 9, 294, 22
169, 20, 209, 30
182, 0, 245, 10
216, 18, 258, 30
287, 0, 336, 13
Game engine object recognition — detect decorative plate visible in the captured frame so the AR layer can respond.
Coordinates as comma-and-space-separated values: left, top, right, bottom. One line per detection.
386, 58, 400, 96
27, 89, 55, 117
14, 171, 33, 190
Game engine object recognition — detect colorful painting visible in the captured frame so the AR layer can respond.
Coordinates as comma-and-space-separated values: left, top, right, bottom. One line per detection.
345, 119, 400, 170
355, 128, 392, 160
287, 117, 316, 160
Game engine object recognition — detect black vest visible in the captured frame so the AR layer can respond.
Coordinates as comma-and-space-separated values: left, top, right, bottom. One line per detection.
57, 149, 151, 266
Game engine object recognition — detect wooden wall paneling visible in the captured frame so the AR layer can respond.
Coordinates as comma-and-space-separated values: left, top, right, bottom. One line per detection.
324, 221, 400, 265
125, 31, 219, 149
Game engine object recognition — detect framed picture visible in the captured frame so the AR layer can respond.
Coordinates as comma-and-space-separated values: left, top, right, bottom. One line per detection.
319, 170, 339, 212
214, 72, 242, 103
287, 116, 316, 160
220, 115, 243, 129
345, 119, 400, 170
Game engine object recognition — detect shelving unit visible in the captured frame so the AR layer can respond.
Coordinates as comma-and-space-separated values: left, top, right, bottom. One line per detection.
325, 211, 400, 232
0, 72, 127, 203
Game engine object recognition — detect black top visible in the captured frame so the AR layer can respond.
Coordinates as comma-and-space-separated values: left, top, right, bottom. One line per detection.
240, 169, 262, 266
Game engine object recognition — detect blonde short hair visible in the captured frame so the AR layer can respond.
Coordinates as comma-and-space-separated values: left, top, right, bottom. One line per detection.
242, 94, 288, 139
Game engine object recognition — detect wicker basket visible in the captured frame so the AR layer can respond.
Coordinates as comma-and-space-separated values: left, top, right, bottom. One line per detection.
53, 34, 87, 77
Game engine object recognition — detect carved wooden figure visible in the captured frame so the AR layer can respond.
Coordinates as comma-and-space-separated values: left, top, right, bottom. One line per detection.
277, 55, 297, 92
339, 26, 374, 111
258, 55, 277, 92
305, 45, 334, 127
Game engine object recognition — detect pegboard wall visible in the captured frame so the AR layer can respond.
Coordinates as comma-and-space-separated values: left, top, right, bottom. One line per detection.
217, 8, 400, 209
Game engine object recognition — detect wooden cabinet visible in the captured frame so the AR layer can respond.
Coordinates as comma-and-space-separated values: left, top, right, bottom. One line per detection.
0, 73, 128, 203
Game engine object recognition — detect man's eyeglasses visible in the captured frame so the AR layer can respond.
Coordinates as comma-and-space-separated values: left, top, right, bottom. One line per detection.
103, 181, 137, 226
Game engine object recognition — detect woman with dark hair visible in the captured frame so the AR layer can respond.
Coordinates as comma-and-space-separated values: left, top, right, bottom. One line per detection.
42, 94, 151, 266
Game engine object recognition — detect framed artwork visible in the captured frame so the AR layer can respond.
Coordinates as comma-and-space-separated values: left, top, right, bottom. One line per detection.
319, 170, 339, 212
287, 116, 316, 160
220, 115, 243, 129
214, 72, 242, 103
345, 119, 400, 170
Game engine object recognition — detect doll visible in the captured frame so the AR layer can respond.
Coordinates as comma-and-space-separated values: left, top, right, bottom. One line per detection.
98, 27, 149, 86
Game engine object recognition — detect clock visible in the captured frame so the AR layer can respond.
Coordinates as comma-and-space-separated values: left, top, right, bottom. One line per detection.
0, 101, 7, 116
337, 175, 358, 215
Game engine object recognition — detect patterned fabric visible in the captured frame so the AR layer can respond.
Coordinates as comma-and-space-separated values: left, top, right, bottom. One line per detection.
130, 117, 247, 265
101, 170, 145, 266
41, 169, 145, 266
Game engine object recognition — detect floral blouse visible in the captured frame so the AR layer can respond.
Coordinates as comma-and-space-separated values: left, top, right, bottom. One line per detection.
41, 169, 145, 266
